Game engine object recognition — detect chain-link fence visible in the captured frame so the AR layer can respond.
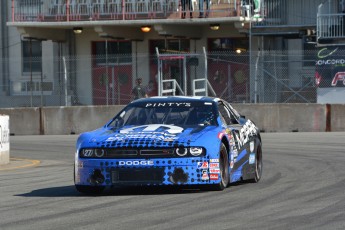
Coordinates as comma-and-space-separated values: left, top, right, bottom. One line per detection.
0, 50, 320, 108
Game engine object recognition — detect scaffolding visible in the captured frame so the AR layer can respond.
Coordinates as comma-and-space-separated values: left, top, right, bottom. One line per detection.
155, 47, 216, 97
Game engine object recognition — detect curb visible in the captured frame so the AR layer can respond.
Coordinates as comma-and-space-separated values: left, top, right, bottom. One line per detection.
0, 158, 40, 171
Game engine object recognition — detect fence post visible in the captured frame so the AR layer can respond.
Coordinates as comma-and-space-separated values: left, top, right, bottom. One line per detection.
63, 57, 68, 106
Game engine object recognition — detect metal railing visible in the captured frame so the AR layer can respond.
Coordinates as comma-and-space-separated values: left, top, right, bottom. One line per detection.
161, 79, 183, 95
317, 13, 345, 40
192, 78, 216, 96
11, 0, 240, 22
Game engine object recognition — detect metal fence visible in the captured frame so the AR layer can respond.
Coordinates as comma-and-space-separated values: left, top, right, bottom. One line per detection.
0, 50, 319, 108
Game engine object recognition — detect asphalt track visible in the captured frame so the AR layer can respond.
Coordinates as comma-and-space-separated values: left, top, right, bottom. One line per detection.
0, 133, 345, 230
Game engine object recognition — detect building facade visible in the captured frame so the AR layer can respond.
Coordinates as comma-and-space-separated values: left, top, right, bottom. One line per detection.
1, 0, 343, 107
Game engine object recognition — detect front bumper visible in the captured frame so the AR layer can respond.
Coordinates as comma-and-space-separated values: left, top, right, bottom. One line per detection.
74, 157, 222, 187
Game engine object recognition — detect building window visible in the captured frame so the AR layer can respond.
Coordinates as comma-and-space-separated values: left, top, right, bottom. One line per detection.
149, 39, 190, 54
208, 38, 248, 52
93, 40, 132, 65
22, 40, 42, 73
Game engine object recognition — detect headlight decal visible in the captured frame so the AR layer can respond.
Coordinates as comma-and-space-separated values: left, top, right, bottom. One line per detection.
174, 147, 205, 157
190, 147, 203, 156
176, 147, 188, 156
95, 149, 106, 158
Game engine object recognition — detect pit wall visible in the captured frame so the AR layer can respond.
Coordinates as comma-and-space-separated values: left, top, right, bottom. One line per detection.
0, 104, 343, 135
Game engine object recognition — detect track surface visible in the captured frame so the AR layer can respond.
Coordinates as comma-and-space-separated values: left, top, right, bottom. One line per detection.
1, 133, 345, 230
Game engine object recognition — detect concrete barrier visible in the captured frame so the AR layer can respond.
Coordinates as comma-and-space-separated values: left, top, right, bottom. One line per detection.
233, 104, 327, 132
0, 104, 343, 135
0, 115, 10, 165
0, 108, 41, 135
329, 104, 345, 131
41, 106, 124, 135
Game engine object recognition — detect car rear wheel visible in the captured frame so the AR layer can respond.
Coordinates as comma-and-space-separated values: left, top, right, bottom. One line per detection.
250, 143, 263, 183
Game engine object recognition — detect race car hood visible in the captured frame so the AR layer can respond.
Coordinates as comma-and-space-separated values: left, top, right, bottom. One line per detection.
82, 124, 219, 148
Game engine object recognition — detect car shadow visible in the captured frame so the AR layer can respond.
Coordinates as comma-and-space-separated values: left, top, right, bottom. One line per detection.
15, 185, 209, 197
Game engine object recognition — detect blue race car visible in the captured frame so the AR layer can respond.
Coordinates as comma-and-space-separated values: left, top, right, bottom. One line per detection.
74, 96, 262, 194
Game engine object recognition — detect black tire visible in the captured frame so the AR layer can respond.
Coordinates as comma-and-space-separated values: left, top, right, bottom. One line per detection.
75, 185, 105, 195
209, 143, 229, 191
250, 143, 263, 183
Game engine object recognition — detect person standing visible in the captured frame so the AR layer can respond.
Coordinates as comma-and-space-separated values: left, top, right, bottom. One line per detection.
131, 78, 148, 100
181, 0, 193, 18
199, 0, 209, 18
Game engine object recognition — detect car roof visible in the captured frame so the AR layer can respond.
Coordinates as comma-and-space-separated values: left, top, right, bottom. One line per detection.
131, 96, 220, 104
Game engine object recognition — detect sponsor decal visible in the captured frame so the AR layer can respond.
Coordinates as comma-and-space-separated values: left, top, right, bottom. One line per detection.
197, 161, 209, 169
230, 161, 234, 169
249, 153, 256, 164
218, 132, 225, 139
119, 160, 154, 166
316, 59, 345, 66
226, 129, 232, 139
106, 136, 120, 142
250, 141, 255, 152
201, 170, 209, 180
317, 47, 338, 59
234, 120, 258, 149
106, 125, 185, 142
234, 149, 238, 158
210, 158, 219, 163
210, 174, 219, 180
145, 102, 191, 108
209, 163, 219, 169
210, 168, 220, 174
331, 72, 345, 86
120, 124, 184, 135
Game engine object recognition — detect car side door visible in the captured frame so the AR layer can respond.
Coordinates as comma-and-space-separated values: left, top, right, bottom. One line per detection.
217, 101, 244, 166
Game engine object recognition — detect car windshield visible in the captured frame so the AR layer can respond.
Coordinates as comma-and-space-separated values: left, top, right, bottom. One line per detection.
108, 101, 217, 128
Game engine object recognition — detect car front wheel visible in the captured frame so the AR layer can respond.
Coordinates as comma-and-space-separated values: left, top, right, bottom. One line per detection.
207, 143, 229, 191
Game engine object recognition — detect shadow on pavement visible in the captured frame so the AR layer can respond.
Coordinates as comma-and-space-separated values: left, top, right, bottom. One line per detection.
15, 185, 209, 197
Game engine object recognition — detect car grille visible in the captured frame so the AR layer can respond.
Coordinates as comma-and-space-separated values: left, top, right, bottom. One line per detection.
106, 148, 174, 158
111, 168, 165, 184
